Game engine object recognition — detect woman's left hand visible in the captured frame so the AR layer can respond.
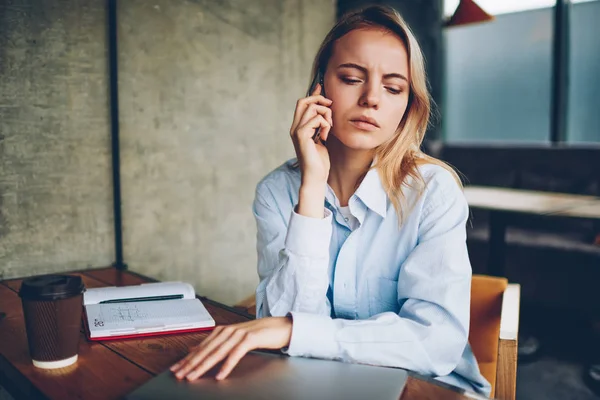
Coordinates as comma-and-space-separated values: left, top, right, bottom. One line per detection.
170, 316, 293, 381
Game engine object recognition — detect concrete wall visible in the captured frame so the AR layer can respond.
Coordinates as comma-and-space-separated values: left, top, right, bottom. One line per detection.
118, 0, 334, 304
0, 0, 114, 279
0, 0, 334, 305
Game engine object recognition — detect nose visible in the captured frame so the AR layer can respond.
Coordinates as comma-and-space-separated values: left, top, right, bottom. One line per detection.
359, 81, 380, 109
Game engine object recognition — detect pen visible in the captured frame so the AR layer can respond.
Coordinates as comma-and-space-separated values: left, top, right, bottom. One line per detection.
99, 294, 184, 304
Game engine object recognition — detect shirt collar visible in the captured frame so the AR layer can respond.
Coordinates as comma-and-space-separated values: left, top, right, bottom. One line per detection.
354, 168, 388, 218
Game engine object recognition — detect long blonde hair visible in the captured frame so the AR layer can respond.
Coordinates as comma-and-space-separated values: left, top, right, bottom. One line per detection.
308, 5, 460, 221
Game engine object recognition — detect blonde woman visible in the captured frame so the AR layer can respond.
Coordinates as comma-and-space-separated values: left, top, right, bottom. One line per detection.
171, 5, 491, 396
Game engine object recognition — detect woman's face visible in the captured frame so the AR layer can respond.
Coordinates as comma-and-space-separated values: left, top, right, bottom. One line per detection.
324, 28, 410, 150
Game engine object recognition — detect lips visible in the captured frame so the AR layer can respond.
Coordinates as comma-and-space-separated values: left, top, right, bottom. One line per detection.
350, 116, 379, 131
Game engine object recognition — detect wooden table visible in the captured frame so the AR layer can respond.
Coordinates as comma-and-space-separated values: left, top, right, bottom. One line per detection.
464, 186, 600, 276
550, 201, 600, 219
464, 186, 598, 216
0, 267, 479, 400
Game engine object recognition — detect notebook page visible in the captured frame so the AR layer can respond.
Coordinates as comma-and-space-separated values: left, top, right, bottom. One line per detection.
83, 282, 196, 305
85, 298, 215, 336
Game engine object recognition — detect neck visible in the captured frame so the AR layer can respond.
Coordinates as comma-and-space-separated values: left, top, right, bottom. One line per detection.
326, 135, 374, 206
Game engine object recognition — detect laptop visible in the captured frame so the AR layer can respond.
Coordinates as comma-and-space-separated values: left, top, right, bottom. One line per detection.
126, 351, 409, 400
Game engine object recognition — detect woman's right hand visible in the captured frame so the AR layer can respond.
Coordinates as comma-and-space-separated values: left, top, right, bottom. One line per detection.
289, 83, 333, 188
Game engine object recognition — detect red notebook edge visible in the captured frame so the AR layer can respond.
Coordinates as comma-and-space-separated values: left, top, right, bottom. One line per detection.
81, 308, 215, 342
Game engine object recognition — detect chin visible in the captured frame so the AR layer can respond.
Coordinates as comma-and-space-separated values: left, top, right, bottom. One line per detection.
333, 130, 385, 151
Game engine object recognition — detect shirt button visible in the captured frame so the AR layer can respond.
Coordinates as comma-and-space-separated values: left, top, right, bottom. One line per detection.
344, 217, 349, 222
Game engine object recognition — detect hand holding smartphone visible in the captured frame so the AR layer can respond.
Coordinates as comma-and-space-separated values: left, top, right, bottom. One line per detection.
311, 72, 328, 144
290, 70, 333, 150
288, 71, 333, 215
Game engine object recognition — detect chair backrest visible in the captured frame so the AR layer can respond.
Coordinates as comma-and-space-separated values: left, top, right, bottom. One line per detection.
469, 275, 508, 397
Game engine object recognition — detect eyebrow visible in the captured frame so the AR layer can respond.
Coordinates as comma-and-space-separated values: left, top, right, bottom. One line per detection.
337, 63, 408, 82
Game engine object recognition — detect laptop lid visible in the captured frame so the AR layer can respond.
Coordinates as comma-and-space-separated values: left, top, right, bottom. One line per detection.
126, 351, 408, 400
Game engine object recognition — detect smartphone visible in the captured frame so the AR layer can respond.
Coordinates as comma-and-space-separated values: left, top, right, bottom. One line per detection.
311, 71, 326, 144
308, 70, 326, 97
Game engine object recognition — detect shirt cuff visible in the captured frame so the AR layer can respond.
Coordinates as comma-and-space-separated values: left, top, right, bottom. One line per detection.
284, 208, 333, 258
286, 312, 339, 359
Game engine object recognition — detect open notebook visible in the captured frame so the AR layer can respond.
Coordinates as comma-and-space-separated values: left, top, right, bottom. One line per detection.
83, 282, 215, 341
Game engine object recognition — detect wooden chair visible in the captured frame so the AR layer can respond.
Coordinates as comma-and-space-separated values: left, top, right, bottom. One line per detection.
235, 275, 520, 399
470, 275, 520, 399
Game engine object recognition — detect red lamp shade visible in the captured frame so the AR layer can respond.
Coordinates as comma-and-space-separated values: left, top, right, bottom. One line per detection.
445, 0, 495, 27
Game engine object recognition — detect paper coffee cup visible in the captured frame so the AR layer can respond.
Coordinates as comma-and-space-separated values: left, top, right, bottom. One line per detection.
19, 274, 85, 369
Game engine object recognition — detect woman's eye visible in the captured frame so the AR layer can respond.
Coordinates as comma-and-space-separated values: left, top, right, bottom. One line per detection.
386, 87, 402, 95
342, 77, 361, 84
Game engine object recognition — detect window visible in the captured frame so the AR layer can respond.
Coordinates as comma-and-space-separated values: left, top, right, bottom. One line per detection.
566, 0, 600, 143
443, 2, 555, 143
443, 0, 600, 144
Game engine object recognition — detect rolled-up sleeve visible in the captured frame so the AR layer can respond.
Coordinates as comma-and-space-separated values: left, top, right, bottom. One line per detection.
253, 182, 333, 319
287, 175, 473, 378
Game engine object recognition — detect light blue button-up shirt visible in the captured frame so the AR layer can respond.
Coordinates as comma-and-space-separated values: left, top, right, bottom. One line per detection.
253, 159, 491, 397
